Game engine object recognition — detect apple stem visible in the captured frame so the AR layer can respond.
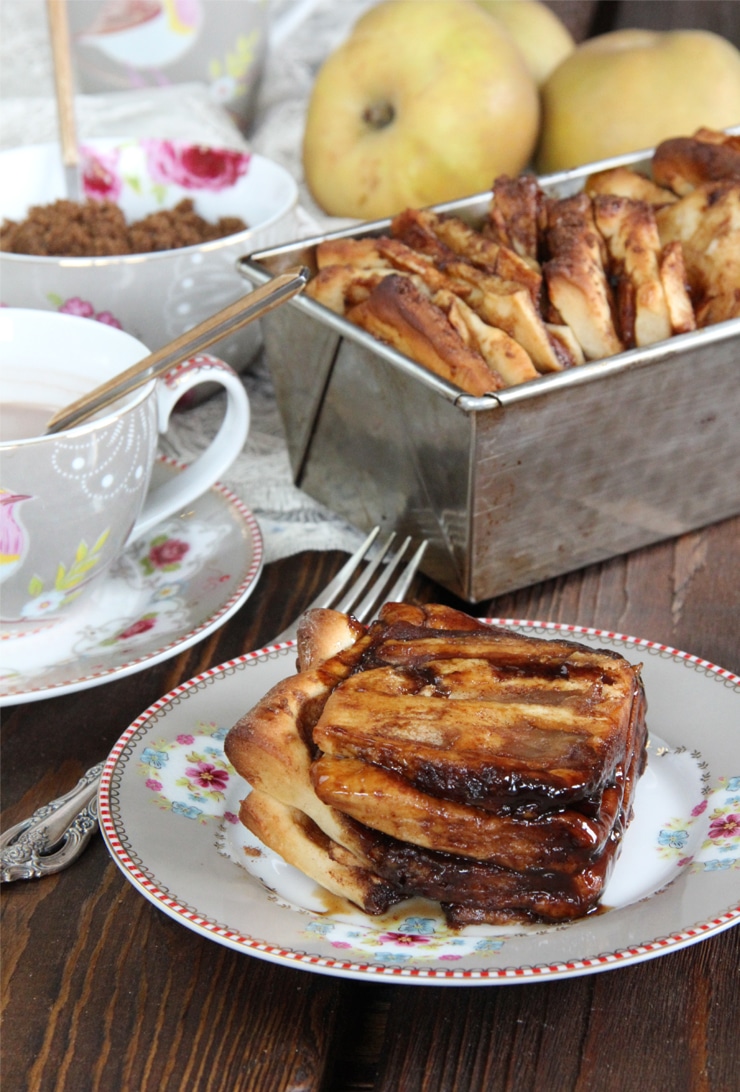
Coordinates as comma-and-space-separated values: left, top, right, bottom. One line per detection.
362, 101, 395, 130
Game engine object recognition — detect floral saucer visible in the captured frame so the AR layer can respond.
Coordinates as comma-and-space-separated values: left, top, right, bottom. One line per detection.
0, 458, 263, 704
100, 625, 740, 984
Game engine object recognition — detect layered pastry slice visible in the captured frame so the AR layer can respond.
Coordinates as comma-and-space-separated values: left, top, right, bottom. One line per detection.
225, 603, 648, 925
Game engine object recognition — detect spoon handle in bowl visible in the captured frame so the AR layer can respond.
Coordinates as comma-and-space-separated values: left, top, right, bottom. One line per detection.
46, 0, 80, 201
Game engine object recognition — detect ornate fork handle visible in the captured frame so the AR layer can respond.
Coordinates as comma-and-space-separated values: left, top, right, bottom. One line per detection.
0, 763, 104, 882
1, 528, 427, 881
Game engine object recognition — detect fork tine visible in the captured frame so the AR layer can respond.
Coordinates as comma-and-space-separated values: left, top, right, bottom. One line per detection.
381, 539, 428, 605
269, 527, 427, 645
350, 536, 428, 624
334, 532, 398, 615
307, 525, 380, 611
349, 535, 409, 622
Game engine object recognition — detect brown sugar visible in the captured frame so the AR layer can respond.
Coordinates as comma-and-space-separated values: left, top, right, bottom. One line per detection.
0, 198, 248, 257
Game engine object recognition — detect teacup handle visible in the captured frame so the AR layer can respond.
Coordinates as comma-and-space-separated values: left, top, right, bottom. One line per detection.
127, 354, 249, 542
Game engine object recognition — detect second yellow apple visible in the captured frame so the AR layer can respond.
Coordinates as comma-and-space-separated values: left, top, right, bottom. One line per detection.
537, 28, 740, 173
474, 0, 575, 85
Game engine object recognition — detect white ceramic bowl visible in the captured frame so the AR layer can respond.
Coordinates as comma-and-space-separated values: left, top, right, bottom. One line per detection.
0, 138, 299, 373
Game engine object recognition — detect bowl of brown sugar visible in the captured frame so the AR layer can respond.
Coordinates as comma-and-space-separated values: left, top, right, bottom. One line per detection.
0, 138, 299, 373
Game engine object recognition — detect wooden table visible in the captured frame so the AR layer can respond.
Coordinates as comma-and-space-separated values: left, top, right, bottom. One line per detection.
2, 514, 739, 1092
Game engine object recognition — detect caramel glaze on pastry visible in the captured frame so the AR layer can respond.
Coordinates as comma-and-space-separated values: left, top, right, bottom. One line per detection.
225, 603, 648, 926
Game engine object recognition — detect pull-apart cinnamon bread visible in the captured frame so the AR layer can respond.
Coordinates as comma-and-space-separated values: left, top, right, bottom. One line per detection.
225, 603, 648, 925
305, 128, 738, 398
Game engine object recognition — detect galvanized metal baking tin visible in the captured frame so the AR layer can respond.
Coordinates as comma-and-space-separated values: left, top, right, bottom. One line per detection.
237, 149, 740, 602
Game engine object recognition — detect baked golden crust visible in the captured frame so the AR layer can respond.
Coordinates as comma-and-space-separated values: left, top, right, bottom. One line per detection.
306, 264, 389, 314
303, 129, 740, 393
239, 789, 399, 914
487, 173, 545, 263
314, 235, 393, 271
295, 606, 365, 671
593, 193, 695, 347
347, 274, 504, 395
656, 181, 740, 326
652, 129, 740, 196
433, 289, 539, 386
443, 259, 566, 372
658, 241, 697, 335
392, 206, 542, 303
584, 166, 678, 207
543, 194, 624, 360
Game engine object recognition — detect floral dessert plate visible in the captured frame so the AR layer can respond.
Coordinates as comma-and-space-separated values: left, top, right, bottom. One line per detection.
0, 458, 263, 705
99, 623, 740, 984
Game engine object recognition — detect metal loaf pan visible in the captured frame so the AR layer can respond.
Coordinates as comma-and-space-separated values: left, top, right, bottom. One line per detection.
237, 149, 740, 602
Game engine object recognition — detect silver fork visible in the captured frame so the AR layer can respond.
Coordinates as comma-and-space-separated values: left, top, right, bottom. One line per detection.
271, 526, 427, 643
0, 528, 427, 882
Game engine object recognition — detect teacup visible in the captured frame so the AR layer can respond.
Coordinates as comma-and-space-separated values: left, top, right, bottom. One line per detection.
0, 308, 249, 634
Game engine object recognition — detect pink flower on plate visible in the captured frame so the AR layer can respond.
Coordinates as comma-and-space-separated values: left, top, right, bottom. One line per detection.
708, 813, 740, 840
185, 761, 229, 792
80, 145, 122, 202
378, 932, 430, 947
176, 734, 195, 745
144, 140, 251, 191
149, 538, 189, 568
118, 616, 157, 640
145, 778, 163, 792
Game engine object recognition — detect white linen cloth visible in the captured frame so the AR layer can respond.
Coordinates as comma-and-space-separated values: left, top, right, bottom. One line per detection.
0, 0, 376, 561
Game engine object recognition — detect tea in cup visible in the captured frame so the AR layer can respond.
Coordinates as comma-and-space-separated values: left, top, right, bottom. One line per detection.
0, 308, 249, 633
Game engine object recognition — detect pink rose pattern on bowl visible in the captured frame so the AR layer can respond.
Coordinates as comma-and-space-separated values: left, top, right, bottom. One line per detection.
77, 140, 252, 203
0, 137, 297, 372
49, 294, 123, 328
81, 144, 123, 202
142, 140, 251, 192
76, 139, 252, 204
23, 139, 251, 331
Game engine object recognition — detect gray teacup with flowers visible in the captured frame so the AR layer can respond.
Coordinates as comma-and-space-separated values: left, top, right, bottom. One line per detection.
0, 308, 249, 634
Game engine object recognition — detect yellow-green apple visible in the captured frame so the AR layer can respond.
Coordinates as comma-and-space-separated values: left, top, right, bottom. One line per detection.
475, 0, 574, 85
302, 0, 539, 220
537, 28, 740, 173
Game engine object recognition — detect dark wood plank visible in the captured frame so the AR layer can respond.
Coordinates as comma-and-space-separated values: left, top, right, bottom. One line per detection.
484, 515, 740, 674
0, 553, 359, 1092
2, 844, 350, 1092
350, 926, 739, 1092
